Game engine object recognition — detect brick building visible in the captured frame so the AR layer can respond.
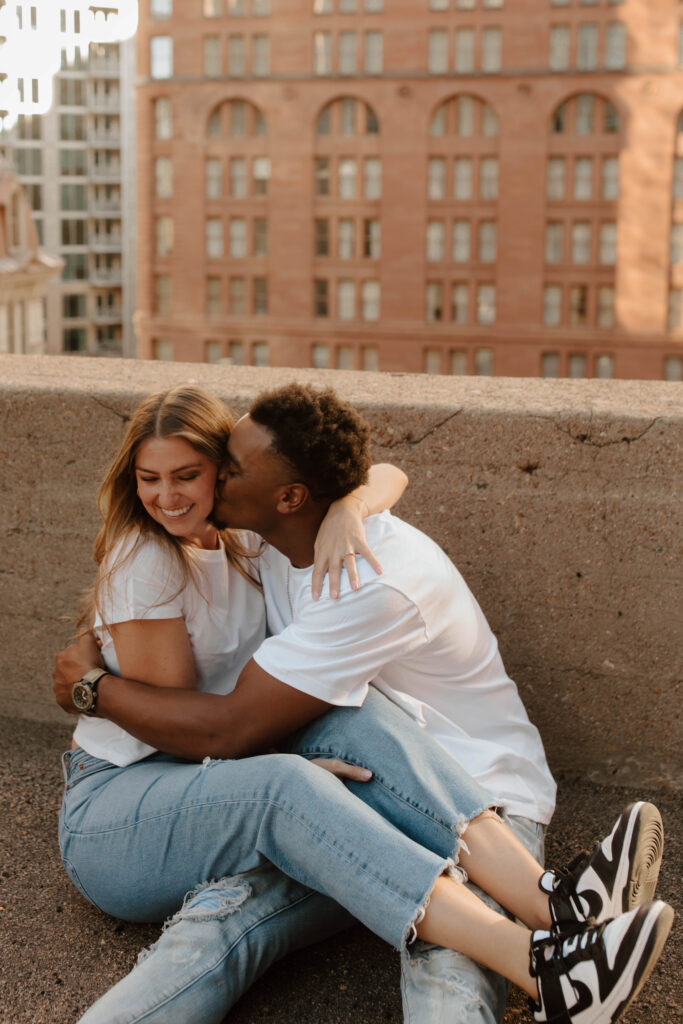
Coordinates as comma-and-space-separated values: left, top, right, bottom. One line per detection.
135, 0, 683, 380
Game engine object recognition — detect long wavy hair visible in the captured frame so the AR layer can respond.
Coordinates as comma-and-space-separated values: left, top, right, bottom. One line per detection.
84, 385, 259, 626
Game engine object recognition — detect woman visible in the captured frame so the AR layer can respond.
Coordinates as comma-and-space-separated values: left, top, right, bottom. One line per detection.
59, 385, 671, 1024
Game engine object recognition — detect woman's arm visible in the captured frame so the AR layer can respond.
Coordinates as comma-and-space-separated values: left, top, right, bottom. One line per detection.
312, 462, 408, 600
109, 618, 197, 689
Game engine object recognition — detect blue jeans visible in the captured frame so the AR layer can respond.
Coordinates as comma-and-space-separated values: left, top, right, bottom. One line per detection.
65, 688, 544, 1024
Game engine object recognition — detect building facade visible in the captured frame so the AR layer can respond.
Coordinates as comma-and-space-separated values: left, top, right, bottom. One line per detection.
0, 2, 137, 357
135, 0, 683, 380
0, 158, 62, 353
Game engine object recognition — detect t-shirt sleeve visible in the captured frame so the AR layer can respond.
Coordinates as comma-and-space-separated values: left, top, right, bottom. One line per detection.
252, 581, 428, 706
97, 535, 185, 626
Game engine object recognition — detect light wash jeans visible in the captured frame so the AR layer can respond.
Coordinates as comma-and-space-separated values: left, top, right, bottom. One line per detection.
62, 689, 543, 1023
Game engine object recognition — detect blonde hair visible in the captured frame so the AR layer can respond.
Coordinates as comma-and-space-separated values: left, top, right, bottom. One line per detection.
84, 384, 259, 626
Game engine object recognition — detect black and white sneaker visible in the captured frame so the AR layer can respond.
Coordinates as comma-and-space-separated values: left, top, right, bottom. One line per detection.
530, 900, 673, 1024
540, 802, 663, 926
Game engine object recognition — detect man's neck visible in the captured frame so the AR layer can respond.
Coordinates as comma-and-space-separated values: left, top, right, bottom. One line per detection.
260, 506, 328, 568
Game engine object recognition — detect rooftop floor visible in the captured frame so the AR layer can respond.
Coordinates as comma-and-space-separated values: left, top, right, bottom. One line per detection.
1, 715, 680, 1024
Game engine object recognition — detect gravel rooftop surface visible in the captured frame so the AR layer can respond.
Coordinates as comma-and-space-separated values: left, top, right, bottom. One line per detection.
1, 715, 680, 1024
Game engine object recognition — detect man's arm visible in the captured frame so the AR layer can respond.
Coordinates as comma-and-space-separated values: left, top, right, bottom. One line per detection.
53, 633, 330, 761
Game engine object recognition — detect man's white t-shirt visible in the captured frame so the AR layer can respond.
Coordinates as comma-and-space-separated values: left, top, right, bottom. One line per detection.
73, 530, 266, 766
254, 511, 556, 824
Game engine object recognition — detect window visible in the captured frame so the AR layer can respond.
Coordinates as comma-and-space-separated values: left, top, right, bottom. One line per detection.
478, 220, 497, 262
452, 283, 469, 324
206, 340, 223, 363
454, 29, 475, 73
597, 286, 614, 327
204, 36, 221, 76
475, 348, 493, 376
17, 115, 41, 140
545, 222, 564, 264
314, 279, 329, 316
156, 216, 174, 257
314, 31, 332, 74
315, 157, 330, 196
577, 24, 598, 70
253, 0, 270, 14
339, 158, 357, 199
450, 349, 468, 374
230, 277, 246, 314
543, 285, 562, 326
673, 158, 683, 201
476, 285, 496, 324
155, 275, 172, 315
206, 277, 222, 317
230, 101, 246, 136
576, 94, 594, 135
664, 356, 683, 381
229, 0, 246, 15
542, 352, 560, 378
572, 221, 591, 264
340, 0, 357, 11
315, 219, 330, 256
364, 31, 383, 74
340, 98, 356, 135
427, 221, 445, 262
479, 157, 498, 200
549, 25, 570, 71
253, 35, 270, 75
454, 158, 473, 200
206, 217, 224, 258
363, 219, 380, 259
605, 22, 626, 69
312, 344, 330, 369
203, 0, 221, 16
573, 158, 593, 200
206, 158, 222, 198
154, 98, 172, 139
150, 37, 173, 79
429, 30, 448, 74
60, 184, 86, 211
63, 294, 87, 318
228, 35, 245, 75
229, 218, 246, 257
253, 278, 268, 314
151, 0, 172, 18
253, 157, 270, 195
61, 218, 87, 245
601, 156, 619, 200
428, 157, 446, 200
155, 157, 173, 198
62, 254, 88, 280
424, 349, 442, 374
230, 157, 247, 197
363, 158, 381, 199
229, 340, 245, 364
59, 149, 87, 176
14, 148, 43, 175
426, 282, 443, 321
595, 354, 613, 379
59, 115, 85, 142
24, 184, 43, 211
362, 280, 380, 320
667, 289, 682, 330
338, 218, 355, 259
153, 338, 174, 360
453, 220, 471, 262
671, 224, 683, 265
481, 28, 502, 72
339, 32, 357, 74
338, 280, 356, 319
599, 222, 617, 265
337, 346, 355, 369
362, 346, 379, 371
253, 218, 268, 256
568, 353, 587, 378
569, 285, 588, 325
456, 96, 475, 136
63, 328, 87, 352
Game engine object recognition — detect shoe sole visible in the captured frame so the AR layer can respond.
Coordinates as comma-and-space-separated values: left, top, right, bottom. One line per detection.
608, 901, 674, 1024
621, 802, 664, 913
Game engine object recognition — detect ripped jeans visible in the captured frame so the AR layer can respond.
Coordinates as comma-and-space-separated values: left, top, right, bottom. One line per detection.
60, 689, 542, 1023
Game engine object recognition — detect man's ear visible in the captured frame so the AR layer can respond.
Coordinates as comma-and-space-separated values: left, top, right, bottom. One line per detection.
275, 483, 309, 515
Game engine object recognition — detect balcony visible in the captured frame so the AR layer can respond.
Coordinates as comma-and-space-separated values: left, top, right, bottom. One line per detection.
88, 131, 121, 147
88, 59, 120, 78
88, 197, 122, 215
89, 268, 122, 285
92, 305, 123, 322
87, 93, 120, 113
0, 356, 680, 1023
90, 233, 122, 252
89, 163, 122, 182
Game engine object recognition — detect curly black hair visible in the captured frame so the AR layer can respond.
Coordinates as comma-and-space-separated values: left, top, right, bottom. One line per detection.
249, 384, 371, 502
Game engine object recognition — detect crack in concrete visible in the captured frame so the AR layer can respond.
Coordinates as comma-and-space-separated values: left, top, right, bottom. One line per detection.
528, 413, 661, 448
90, 396, 131, 423
376, 408, 463, 448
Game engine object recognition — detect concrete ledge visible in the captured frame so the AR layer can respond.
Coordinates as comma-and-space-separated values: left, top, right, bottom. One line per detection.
1, 354, 681, 788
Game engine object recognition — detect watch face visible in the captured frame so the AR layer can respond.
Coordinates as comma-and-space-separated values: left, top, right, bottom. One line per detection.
72, 682, 94, 712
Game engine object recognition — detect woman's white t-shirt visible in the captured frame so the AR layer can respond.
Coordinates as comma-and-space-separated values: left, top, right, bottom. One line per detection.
73, 530, 266, 766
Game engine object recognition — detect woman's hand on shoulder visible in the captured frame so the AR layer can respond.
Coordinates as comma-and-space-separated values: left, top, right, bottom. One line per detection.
111, 618, 197, 689
312, 494, 382, 601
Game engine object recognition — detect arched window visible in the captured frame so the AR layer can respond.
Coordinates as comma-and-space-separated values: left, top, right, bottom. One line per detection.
312, 97, 382, 353
425, 95, 500, 339
667, 109, 683, 333
543, 92, 621, 336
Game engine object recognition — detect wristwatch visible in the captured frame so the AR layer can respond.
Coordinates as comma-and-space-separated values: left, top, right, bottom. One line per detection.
72, 667, 109, 715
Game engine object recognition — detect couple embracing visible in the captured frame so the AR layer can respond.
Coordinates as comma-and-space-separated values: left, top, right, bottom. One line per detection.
53, 381, 672, 1024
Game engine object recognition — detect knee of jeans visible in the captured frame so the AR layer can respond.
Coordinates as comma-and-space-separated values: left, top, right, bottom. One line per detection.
166, 875, 252, 929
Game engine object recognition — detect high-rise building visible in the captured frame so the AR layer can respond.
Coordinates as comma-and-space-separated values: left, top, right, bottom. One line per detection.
135, 0, 683, 381
0, 2, 138, 357
0, 156, 62, 353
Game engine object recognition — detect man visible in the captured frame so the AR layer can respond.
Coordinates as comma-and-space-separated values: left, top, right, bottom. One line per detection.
54, 384, 659, 1024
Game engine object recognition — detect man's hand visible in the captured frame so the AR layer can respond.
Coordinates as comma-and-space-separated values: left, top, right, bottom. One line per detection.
53, 631, 104, 714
